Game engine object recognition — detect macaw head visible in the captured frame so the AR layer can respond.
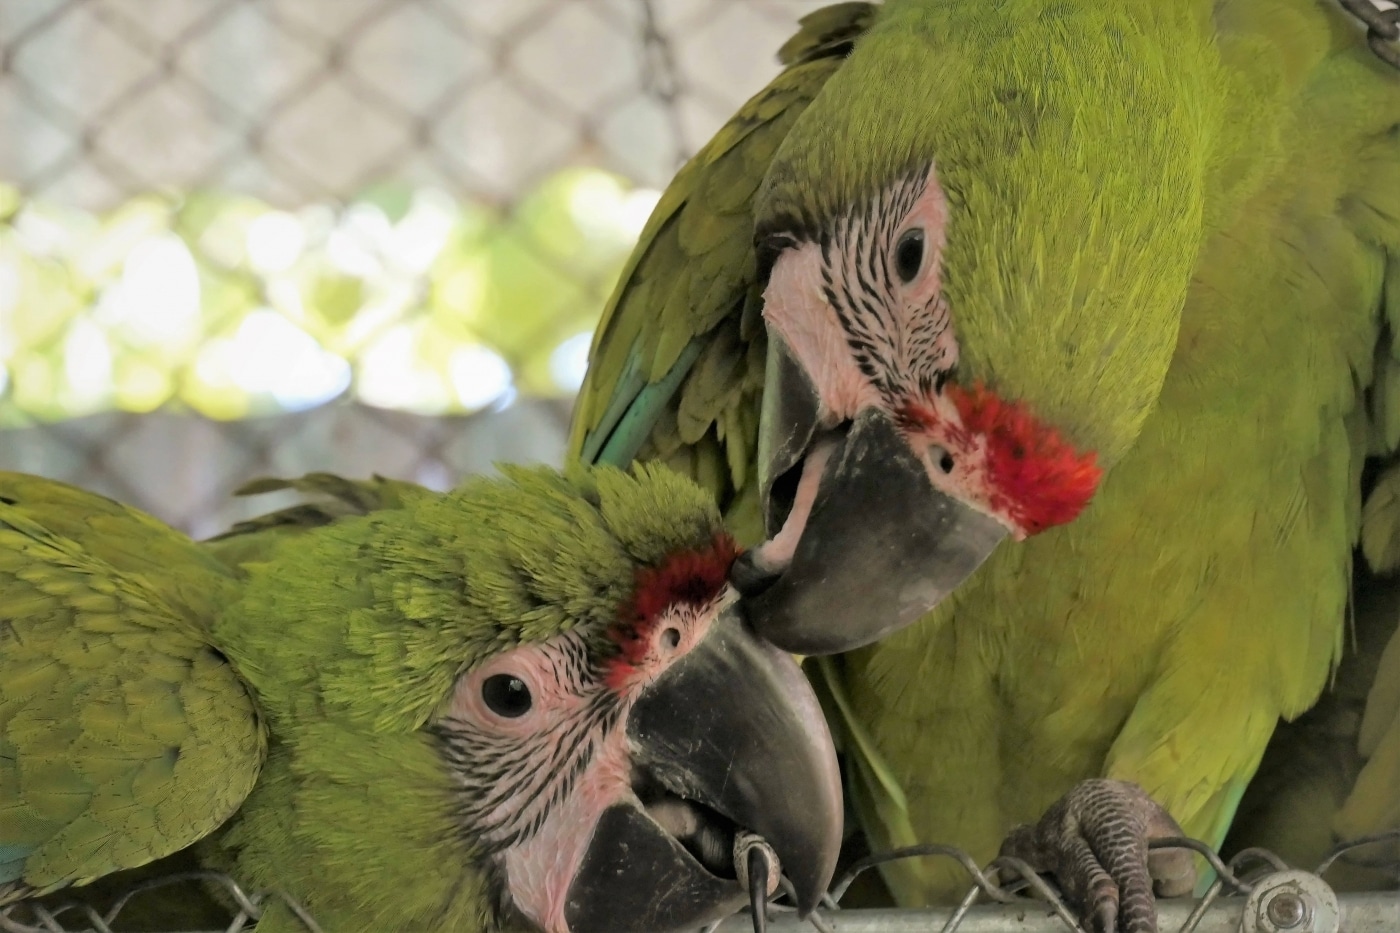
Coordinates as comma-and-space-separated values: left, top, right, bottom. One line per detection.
227, 463, 842, 933
732, 3, 1207, 653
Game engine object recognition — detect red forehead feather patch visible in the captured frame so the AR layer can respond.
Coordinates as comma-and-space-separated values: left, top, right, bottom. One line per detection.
605, 533, 740, 689
946, 382, 1102, 535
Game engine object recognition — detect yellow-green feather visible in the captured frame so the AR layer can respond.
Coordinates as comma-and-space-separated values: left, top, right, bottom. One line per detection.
1226, 558, 1400, 890
0, 473, 261, 904
1228, 160, 1400, 887
203, 472, 432, 571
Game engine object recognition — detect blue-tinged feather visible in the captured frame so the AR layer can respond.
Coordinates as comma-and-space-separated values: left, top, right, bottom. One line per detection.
595, 340, 705, 468
580, 337, 648, 465
0, 843, 31, 884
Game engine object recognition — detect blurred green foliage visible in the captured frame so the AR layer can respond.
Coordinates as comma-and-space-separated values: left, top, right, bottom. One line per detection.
0, 168, 659, 427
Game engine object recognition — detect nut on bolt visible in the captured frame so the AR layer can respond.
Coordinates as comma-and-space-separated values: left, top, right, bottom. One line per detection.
1240, 870, 1339, 933
1263, 890, 1308, 929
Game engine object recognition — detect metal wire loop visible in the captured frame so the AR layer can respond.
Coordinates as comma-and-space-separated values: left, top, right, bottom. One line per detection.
1314, 829, 1400, 877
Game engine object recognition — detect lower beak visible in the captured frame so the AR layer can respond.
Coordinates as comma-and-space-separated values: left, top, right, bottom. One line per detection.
564, 602, 842, 933
738, 372, 1008, 655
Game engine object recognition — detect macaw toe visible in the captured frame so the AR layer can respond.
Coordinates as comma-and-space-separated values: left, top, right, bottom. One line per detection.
999, 779, 1196, 933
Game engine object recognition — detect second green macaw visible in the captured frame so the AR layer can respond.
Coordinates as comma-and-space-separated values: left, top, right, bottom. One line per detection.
568, 0, 1400, 927
0, 466, 842, 933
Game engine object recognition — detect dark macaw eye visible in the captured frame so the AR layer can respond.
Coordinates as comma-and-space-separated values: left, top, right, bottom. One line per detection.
929, 444, 955, 474
895, 228, 925, 284
482, 674, 532, 718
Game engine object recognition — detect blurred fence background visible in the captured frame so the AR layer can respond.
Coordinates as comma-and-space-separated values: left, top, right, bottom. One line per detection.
0, 0, 820, 536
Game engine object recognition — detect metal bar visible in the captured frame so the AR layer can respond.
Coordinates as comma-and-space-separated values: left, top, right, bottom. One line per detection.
9, 890, 1397, 933
711, 894, 1400, 933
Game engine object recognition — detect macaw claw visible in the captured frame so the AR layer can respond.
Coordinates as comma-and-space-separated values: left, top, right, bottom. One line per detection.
999, 779, 1196, 933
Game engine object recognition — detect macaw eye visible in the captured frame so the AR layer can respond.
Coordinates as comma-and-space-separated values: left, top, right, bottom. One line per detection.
895, 228, 925, 283
481, 674, 532, 718
929, 444, 955, 474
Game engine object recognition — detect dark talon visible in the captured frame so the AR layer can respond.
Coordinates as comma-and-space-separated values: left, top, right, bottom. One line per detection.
1095, 900, 1118, 933
999, 779, 1196, 933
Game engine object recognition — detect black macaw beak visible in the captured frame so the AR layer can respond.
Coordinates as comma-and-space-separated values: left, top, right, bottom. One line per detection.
731, 335, 1008, 655
564, 599, 842, 933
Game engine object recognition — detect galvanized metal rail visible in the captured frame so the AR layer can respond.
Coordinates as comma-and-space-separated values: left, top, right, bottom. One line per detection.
712, 876, 1400, 933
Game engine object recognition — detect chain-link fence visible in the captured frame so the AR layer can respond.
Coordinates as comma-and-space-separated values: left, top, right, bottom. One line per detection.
5, 836, 1398, 933
0, 0, 821, 534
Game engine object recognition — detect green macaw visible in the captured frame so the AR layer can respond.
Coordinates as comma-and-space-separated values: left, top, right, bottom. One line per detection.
0, 465, 843, 933
568, 0, 1400, 927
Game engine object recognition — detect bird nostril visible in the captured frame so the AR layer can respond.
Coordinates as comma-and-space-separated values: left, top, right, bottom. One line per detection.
729, 552, 781, 598
661, 627, 680, 650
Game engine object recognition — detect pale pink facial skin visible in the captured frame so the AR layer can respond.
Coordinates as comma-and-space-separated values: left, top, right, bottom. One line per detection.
436, 590, 732, 933
756, 165, 1029, 559
763, 164, 958, 425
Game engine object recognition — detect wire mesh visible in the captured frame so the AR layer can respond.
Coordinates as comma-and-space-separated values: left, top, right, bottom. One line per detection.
0, 0, 823, 531
3, 835, 1396, 933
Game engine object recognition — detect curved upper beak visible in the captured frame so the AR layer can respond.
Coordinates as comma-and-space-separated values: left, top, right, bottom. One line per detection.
565, 596, 840, 930
564, 600, 842, 933
732, 335, 1007, 655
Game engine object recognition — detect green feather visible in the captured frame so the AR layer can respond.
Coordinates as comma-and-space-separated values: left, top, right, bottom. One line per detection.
0, 473, 259, 904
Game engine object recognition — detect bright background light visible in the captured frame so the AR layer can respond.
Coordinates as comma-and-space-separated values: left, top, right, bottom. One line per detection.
0, 0, 808, 535
0, 170, 658, 425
